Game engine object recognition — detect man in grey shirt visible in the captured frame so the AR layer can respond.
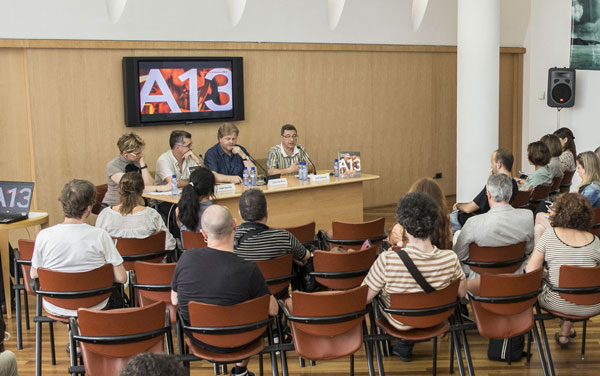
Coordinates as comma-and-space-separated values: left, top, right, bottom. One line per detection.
453, 173, 534, 279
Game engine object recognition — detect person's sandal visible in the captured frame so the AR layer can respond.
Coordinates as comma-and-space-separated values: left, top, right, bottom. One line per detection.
554, 332, 569, 349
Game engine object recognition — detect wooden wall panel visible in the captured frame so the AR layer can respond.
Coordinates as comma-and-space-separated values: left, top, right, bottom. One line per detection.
0, 41, 524, 225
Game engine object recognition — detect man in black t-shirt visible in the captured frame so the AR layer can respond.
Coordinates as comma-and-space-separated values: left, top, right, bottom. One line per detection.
451, 149, 519, 230
171, 205, 277, 376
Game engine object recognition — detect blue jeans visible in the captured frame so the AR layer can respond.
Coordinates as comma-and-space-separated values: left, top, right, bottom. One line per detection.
450, 210, 462, 233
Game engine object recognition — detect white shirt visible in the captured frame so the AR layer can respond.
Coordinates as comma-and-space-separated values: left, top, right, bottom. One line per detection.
96, 207, 176, 250
155, 150, 199, 184
31, 223, 124, 316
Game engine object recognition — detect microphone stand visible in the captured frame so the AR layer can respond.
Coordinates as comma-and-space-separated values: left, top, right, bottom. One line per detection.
300, 146, 317, 175
238, 146, 278, 183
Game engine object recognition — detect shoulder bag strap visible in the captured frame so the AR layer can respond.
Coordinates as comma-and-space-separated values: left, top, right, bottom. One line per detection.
234, 223, 270, 248
394, 249, 435, 293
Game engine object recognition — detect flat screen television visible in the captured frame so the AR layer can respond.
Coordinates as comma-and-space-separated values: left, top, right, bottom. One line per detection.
122, 57, 244, 127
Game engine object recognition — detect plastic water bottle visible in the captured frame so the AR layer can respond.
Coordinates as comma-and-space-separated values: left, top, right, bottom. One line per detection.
242, 167, 249, 186
250, 167, 257, 186
171, 174, 178, 195
302, 161, 308, 181
334, 158, 340, 178
299, 161, 305, 181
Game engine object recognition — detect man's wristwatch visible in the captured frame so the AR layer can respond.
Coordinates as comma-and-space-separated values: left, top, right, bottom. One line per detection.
243, 155, 250, 161
140, 165, 148, 170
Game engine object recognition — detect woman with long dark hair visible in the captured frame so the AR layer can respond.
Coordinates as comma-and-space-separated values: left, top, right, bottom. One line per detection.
554, 127, 577, 173
177, 167, 216, 233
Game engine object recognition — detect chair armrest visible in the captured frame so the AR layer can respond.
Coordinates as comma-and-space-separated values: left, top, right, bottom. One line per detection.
30, 278, 39, 293
277, 300, 291, 318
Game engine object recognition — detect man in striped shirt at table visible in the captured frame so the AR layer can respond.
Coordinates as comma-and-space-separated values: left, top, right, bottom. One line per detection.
233, 189, 310, 266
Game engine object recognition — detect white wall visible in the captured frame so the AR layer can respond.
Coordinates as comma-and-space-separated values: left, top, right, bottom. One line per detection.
524, 0, 600, 181
0, 0, 528, 47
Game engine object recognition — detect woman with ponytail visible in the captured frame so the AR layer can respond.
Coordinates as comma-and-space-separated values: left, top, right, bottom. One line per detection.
96, 172, 176, 250
177, 167, 215, 233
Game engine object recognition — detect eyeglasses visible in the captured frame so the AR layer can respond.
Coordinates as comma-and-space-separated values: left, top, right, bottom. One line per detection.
179, 143, 193, 149
128, 151, 142, 157
282, 135, 298, 140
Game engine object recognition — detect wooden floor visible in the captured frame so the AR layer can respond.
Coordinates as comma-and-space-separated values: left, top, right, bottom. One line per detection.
8, 202, 600, 375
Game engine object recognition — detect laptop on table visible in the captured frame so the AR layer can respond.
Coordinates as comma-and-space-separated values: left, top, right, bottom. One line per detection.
0, 181, 35, 224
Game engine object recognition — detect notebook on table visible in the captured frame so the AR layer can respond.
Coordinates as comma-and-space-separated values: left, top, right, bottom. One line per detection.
0, 181, 35, 224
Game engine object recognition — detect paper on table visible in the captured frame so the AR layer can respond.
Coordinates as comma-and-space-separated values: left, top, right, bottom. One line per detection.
28, 211, 48, 219
148, 190, 182, 195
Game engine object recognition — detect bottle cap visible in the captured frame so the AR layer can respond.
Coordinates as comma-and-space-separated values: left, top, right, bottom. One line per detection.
172, 174, 176, 178
335, 158, 338, 162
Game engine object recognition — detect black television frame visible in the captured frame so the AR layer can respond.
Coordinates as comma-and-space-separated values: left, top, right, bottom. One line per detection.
122, 56, 244, 127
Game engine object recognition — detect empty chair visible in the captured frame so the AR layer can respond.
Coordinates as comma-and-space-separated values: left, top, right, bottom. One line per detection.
559, 170, 575, 193
510, 190, 531, 209
529, 185, 551, 211
69, 300, 172, 376
323, 217, 386, 252
279, 222, 316, 248
34, 264, 117, 376
91, 184, 108, 215
311, 246, 377, 290
14, 239, 36, 350
462, 241, 528, 276
279, 286, 373, 376
178, 294, 275, 376
254, 254, 294, 298
468, 269, 550, 375
131, 261, 177, 322
180, 230, 207, 249
373, 280, 470, 376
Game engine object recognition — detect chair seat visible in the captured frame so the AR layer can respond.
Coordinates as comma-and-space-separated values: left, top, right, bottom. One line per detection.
290, 323, 363, 360
543, 308, 593, 321
185, 336, 265, 363
375, 317, 450, 341
470, 302, 533, 339
46, 313, 70, 324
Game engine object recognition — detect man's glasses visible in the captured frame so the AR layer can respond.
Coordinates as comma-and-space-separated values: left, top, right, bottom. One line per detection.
282, 135, 298, 140
179, 143, 193, 149
128, 151, 142, 157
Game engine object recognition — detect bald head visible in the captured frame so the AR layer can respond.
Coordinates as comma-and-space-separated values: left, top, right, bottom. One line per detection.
201, 205, 234, 239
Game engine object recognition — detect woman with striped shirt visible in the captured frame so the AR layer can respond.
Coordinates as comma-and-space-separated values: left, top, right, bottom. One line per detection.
526, 193, 600, 348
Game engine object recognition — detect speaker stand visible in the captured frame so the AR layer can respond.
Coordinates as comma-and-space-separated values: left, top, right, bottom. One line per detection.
556, 108, 562, 130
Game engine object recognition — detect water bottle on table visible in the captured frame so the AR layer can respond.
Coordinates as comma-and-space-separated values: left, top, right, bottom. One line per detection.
171, 174, 178, 195
243, 167, 249, 186
250, 167, 257, 186
334, 158, 339, 178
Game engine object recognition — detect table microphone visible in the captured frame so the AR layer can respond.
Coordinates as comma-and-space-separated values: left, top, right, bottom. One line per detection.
235, 145, 277, 182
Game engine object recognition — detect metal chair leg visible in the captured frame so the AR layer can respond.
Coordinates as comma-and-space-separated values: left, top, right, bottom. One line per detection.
433, 336, 438, 376
49, 322, 56, 365
532, 320, 553, 376
507, 337, 512, 365
24, 292, 30, 330
15, 287, 22, 350
349, 353, 354, 376
582, 320, 587, 359
449, 332, 454, 375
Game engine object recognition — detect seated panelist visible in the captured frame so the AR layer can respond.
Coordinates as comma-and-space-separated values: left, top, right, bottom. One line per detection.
103, 133, 170, 208
266, 124, 314, 176
204, 123, 254, 184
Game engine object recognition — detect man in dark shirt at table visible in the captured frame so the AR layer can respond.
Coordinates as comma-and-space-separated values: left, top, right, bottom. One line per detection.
171, 205, 277, 376
204, 123, 255, 183
450, 149, 519, 231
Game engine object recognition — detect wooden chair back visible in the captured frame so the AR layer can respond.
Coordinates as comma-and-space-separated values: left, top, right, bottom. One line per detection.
254, 254, 294, 297
312, 246, 377, 290
559, 170, 575, 193
115, 232, 167, 270
92, 184, 108, 215
17, 239, 36, 295
279, 222, 316, 244
510, 190, 530, 208
181, 230, 207, 249
466, 242, 527, 275
558, 265, 600, 306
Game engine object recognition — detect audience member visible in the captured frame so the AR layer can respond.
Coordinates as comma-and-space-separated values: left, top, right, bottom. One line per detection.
518, 141, 552, 191
266, 124, 314, 176
576, 151, 600, 208
120, 353, 186, 376
388, 178, 452, 250
453, 174, 534, 279
31, 179, 127, 317
103, 133, 169, 208
553, 127, 577, 172
540, 134, 564, 179
526, 193, 600, 348
534, 151, 600, 243
234, 189, 309, 265
451, 149, 519, 230
176, 167, 215, 234
204, 123, 254, 183
364, 192, 466, 361
96, 172, 176, 250
0, 317, 17, 376
171, 205, 277, 376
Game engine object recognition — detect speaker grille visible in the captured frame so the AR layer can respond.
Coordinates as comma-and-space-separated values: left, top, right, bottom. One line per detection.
551, 83, 572, 103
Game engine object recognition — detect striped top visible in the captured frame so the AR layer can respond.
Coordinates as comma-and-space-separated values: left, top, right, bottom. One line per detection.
537, 228, 600, 316
363, 246, 465, 330
233, 222, 308, 261
266, 144, 311, 171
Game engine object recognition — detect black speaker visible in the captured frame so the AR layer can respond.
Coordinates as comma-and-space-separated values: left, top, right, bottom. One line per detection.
547, 67, 576, 108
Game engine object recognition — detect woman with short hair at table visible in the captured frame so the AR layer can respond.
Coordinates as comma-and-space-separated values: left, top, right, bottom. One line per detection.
96, 172, 176, 251
176, 167, 215, 234
526, 193, 600, 348
102, 133, 170, 209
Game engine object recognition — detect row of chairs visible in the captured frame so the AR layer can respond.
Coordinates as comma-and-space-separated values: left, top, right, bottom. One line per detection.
510, 170, 575, 211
